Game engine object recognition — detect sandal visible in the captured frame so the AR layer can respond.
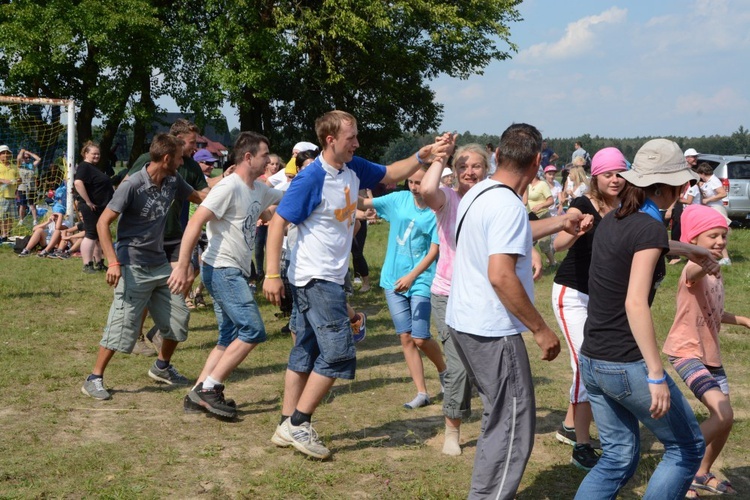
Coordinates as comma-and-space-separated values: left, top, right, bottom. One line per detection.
685, 486, 700, 499
692, 472, 736, 495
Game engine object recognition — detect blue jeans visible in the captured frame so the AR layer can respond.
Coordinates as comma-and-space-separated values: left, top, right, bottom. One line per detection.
575, 355, 704, 500
289, 279, 356, 380
202, 264, 266, 347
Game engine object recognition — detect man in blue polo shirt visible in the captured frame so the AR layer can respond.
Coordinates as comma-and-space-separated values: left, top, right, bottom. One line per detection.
263, 110, 450, 459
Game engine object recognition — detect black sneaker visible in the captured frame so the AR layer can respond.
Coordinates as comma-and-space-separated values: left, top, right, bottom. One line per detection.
188, 383, 237, 418
82, 263, 97, 274
555, 424, 602, 449
95, 260, 106, 271
571, 443, 600, 471
183, 393, 237, 414
18, 249, 30, 257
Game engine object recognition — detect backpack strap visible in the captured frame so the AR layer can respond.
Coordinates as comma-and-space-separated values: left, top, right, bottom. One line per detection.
455, 183, 518, 245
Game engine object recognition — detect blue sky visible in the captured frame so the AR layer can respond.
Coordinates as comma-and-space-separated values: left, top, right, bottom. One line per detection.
211, 0, 750, 140
432, 0, 750, 139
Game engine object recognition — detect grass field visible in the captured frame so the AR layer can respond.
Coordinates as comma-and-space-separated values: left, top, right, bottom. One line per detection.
1, 222, 749, 499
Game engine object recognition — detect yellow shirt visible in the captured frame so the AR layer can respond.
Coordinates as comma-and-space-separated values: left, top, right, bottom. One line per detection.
0, 161, 19, 199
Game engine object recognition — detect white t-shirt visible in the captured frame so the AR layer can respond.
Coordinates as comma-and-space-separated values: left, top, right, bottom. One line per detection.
548, 180, 563, 216
276, 155, 386, 287
268, 168, 287, 187
445, 179, 534, 337
700, 175, 724, 208
200, 174, 283, 276
684, 184, 702, 205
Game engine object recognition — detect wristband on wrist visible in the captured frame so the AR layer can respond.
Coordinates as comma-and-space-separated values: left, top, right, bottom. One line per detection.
647, 373, 667, 384
265, 274, 281, 279
108, 262, 121, 268
416, 152, 429, 165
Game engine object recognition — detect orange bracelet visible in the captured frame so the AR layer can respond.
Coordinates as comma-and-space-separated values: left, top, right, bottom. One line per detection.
108, 262, 121, 268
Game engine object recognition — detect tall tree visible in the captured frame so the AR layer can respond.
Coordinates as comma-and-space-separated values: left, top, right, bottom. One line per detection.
176, 0, 521, 157
0, 0, 174, 165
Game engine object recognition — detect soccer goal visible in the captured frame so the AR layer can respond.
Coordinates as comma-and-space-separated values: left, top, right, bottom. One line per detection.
0, 96, 76, 237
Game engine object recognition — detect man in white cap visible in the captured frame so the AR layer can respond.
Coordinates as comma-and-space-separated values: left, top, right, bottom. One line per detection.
0, 145, 20, 242
266, 141, 318, 188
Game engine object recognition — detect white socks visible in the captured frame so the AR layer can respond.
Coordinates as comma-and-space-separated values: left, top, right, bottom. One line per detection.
442, 424, 461, 456
403, 392, 430, 409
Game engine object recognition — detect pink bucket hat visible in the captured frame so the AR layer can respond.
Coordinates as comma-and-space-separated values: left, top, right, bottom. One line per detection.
680, 204, 728, 243
543, 165, 557, 173
591, 147, 627, 177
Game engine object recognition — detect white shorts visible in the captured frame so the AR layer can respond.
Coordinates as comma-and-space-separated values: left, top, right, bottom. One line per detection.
552, 282, 589, 404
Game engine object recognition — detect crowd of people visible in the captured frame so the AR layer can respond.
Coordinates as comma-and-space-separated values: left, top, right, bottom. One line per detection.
5, 111, 746, 499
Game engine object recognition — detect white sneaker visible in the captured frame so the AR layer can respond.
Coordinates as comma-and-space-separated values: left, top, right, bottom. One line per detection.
284, 420, 331, 459
271, 418, 293, 447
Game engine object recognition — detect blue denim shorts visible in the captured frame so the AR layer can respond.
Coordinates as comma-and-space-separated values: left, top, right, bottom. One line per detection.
384, 289, 432, 339
288, 279, 356, 379
202, 264, 266, 347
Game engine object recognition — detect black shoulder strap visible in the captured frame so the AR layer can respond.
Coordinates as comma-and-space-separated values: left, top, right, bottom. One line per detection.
455, 183, 518, 245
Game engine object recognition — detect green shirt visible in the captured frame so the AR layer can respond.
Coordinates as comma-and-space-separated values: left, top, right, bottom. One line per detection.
129, 153, 208, 240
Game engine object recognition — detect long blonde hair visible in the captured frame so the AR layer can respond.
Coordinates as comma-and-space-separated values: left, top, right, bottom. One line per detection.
568, 165, 589, 189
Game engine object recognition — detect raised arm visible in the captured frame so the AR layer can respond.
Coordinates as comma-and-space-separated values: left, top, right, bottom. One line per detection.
381, 133, 454, 185
421, 157, 449, 212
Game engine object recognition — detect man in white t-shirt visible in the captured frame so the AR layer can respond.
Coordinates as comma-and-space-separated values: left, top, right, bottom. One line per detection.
168, 132, 283, 419
262, 110, 451, 459
446, 123, 592, 499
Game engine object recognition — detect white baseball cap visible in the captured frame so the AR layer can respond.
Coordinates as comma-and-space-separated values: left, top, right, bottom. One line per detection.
684, 148, 699, 157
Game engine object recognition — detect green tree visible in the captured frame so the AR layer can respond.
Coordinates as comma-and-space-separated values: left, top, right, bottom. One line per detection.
0, 0, 175, 166
176, 0, 521, 158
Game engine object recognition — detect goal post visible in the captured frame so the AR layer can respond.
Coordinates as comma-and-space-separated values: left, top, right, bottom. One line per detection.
0, 96, 76, 235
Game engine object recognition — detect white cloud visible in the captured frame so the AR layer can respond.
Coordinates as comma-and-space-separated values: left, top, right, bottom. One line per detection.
675, 87, 749, 115
519, 7, 627, 61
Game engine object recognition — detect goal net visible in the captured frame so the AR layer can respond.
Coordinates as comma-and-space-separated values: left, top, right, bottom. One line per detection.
0, 96, 75, 238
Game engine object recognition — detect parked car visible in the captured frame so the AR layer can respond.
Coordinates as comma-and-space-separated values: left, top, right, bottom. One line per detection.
696, 154, 750, 225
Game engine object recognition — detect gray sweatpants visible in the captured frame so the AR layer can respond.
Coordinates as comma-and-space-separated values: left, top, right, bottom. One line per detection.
431, 294, 472, 420
451, 328, 535, 500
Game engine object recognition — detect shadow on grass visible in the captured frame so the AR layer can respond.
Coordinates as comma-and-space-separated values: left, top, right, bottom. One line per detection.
327, 376, 413, 402
329, 413, 446, 452
6, 290, 62, 299
517, 464, 588, 499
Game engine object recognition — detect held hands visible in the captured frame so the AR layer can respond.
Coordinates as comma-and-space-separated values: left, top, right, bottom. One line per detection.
533, 326, 560, 361
263, 277, 285, 306
561, 212, 594, 237
418, 132, 457, 164
686, 245, 720, 276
